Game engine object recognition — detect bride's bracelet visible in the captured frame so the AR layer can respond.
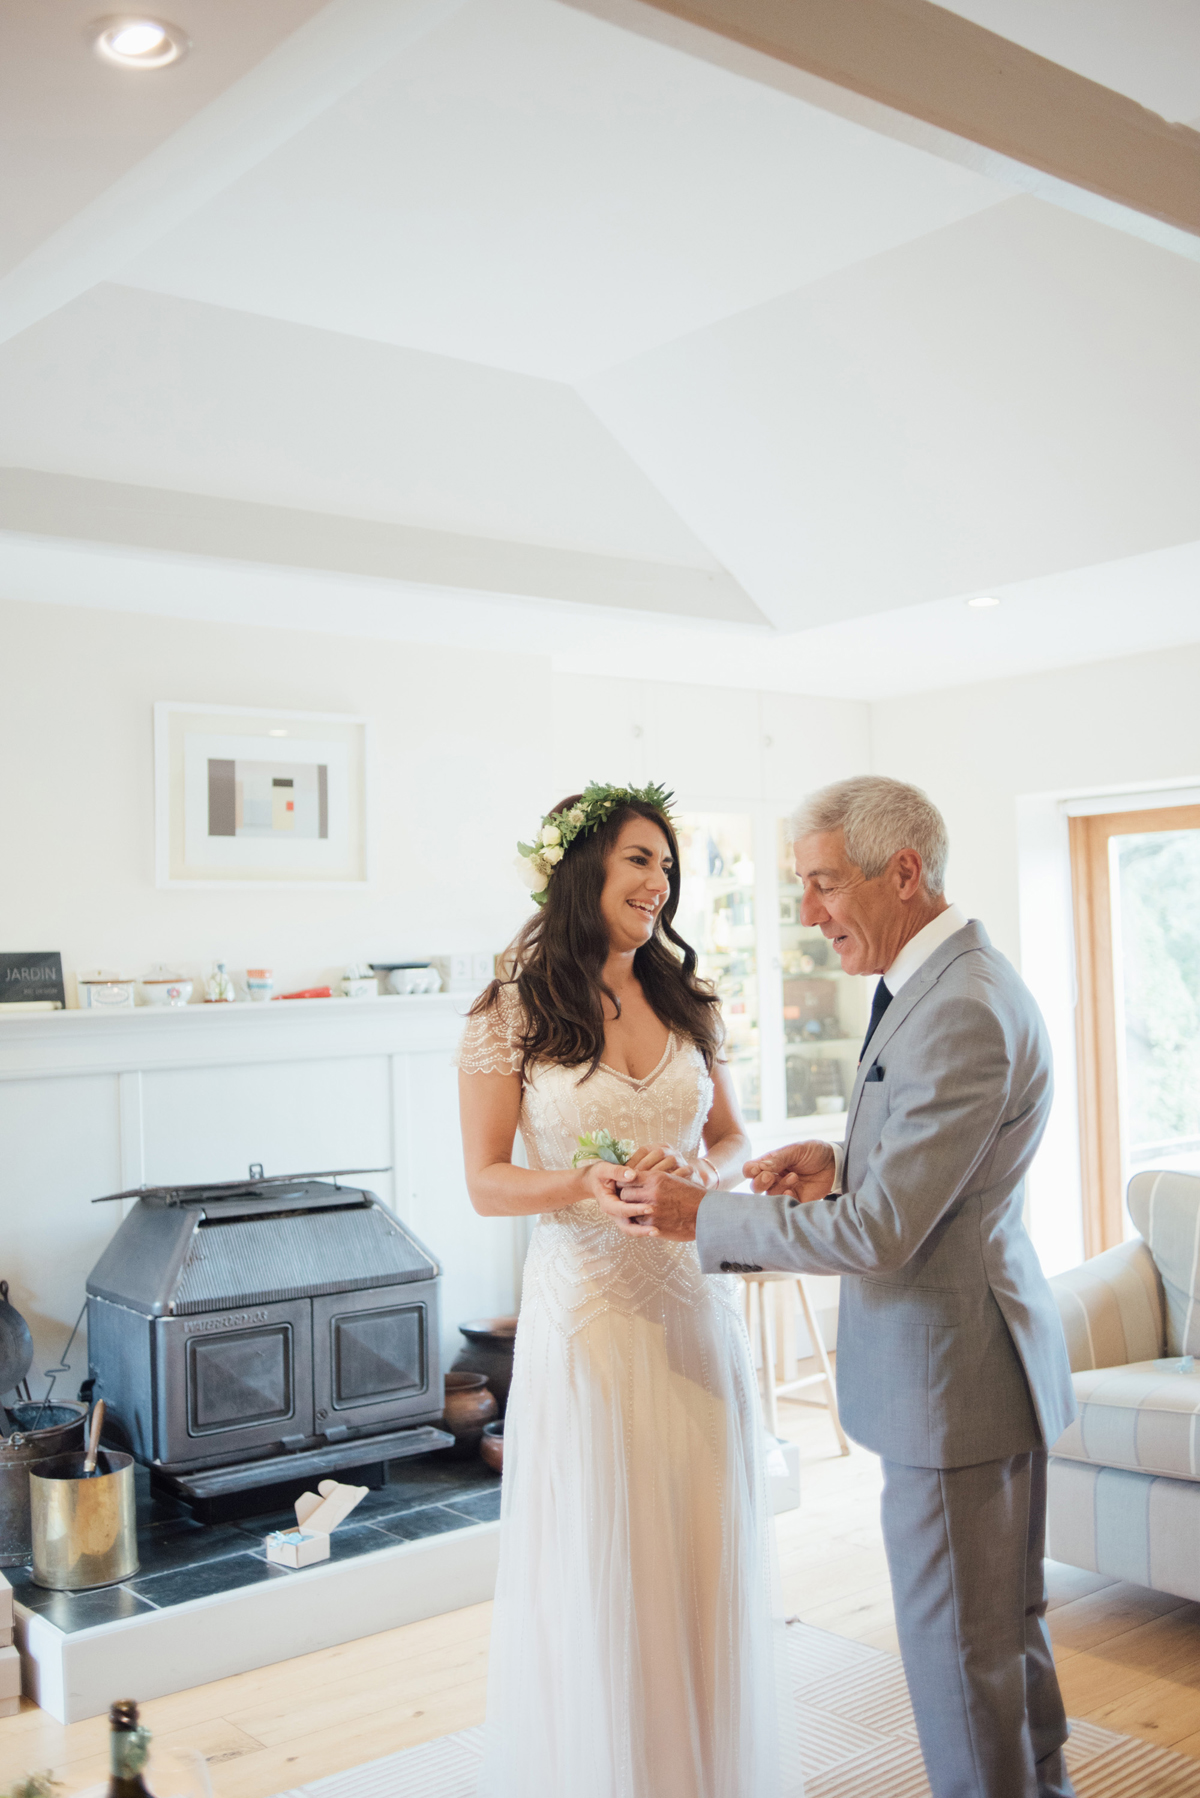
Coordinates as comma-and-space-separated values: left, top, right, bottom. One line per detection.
695, 1157, 720, 1191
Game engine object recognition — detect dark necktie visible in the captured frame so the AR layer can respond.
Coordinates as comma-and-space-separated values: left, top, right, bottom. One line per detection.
860, 979, 892, 1063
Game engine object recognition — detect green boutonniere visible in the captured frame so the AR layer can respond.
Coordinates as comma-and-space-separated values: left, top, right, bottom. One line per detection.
572, 1129, 634, 1168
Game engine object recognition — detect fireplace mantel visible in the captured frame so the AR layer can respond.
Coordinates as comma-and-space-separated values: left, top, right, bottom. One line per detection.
0, 991, 469, 1081
0, 988, 517, 1385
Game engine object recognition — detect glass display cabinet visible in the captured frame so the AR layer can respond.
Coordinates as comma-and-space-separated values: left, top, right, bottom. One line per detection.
674, 810, 868, 1147
674, 813, 761, 1123
775, 821, 868, 1130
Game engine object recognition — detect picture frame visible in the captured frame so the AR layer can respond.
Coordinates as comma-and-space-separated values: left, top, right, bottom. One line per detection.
154, 704, 370, 888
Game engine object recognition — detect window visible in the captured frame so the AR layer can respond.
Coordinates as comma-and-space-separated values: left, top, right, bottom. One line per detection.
1070, 803, 1200, 1253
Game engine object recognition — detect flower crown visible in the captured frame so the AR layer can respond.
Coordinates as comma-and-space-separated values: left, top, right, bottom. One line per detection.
516, 780, 675, 906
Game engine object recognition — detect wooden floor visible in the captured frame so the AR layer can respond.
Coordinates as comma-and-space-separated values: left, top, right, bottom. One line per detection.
3, 1401, 1199, 1795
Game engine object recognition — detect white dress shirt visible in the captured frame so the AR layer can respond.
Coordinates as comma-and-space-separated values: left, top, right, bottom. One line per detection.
826, 902, 969, 1192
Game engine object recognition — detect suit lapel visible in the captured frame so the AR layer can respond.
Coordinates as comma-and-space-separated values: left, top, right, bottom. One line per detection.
841, 920, 990, 1152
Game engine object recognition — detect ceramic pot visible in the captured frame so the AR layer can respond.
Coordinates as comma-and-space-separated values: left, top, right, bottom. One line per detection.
480, 1419, 504, 1476
139, 976, 193, 1008
450, 1316, 517, 1416
441, 1372, 498, 1458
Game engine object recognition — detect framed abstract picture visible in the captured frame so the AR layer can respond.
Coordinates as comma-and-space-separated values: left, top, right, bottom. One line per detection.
154, 704, 370, 887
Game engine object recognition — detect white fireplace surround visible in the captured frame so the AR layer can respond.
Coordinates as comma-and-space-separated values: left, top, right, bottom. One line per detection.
0, 995, 521, 1379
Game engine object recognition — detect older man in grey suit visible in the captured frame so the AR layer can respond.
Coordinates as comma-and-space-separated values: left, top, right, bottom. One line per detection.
602, 775, 1078, 1798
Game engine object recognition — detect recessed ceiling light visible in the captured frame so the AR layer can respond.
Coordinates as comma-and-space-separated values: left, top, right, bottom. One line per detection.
267, 729, 289, 738
91, 16, 190, 68
966, 595, 1001, 609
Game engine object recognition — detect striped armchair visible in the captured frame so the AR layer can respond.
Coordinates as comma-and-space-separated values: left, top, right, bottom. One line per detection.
1046, 1170, 1200, 1603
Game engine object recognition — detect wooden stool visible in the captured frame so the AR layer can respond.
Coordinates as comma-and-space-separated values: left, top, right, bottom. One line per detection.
742, 1273, 851, 1454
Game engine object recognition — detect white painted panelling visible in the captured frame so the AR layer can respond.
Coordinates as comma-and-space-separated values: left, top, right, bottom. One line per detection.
549, 673, 871, 823
140, 1055, 394, 1200
403, 1050, 518, 1361
0, 1075, 122, 1377
643, 682, 762, 805
761, 692, 872, 807
549, 675, 648, 798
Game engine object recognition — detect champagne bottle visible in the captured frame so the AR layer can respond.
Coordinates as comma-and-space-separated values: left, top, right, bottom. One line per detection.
108, 1700, 154, 1798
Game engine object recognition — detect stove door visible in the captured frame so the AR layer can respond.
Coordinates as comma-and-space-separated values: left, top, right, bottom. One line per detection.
155, 1299, 314, 1464
312, 1279, 440, 1432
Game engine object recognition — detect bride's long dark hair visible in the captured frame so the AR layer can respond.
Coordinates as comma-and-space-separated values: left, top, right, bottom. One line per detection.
472, 794, 721, 1081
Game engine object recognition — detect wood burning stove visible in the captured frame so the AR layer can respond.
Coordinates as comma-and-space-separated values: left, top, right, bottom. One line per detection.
86, 1171, 448, 1501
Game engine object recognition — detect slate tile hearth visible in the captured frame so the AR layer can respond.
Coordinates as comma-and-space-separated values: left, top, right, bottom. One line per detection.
373, 1503, 492, 1543
6, 1570, 156, 1632
8, 1452, 500, 1636
127, 1551, 290, 1609
441, 1486, 503, 1524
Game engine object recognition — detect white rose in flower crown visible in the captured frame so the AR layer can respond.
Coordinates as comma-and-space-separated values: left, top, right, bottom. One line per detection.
541, 824, 561, 847
515, 854, 549, 893
543, 844, 564, 865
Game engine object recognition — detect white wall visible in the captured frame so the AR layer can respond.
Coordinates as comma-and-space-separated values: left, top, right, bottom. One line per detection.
2, 593, 548, 992
0, 590, 553, 1375
871, 640, 1200, 1268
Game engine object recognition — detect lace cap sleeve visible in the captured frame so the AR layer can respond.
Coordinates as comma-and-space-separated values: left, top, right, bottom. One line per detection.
453, 984, 525, 1077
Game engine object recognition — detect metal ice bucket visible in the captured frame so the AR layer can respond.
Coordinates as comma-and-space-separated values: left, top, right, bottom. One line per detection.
29, 1448, 139, 1590
0, 1401, 88, 1566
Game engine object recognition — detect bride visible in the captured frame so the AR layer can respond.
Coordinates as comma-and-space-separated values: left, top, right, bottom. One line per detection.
456, 782, 801, 1798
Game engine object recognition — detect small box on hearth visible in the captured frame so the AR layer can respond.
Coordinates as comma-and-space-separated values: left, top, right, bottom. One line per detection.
264, 1478, 369, 1569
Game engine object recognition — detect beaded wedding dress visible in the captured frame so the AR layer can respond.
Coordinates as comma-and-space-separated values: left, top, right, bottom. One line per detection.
456, 987, 802, 1798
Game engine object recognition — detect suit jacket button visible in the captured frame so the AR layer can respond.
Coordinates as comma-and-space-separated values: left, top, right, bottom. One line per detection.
720, 1261, 732, 1272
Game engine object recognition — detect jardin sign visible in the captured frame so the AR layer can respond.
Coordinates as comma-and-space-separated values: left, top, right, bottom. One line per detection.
0, 952, 65, 1009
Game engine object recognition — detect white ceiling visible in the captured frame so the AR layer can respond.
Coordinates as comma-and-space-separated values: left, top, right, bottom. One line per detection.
1, 0, 1198, 697
0, 0, 328, 279
120, 0, 1009, 380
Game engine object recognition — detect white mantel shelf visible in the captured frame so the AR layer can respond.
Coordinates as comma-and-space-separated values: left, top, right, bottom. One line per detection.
0, 991, 473, 1081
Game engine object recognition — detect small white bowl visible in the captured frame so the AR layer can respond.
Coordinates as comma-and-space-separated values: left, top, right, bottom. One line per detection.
139, 977, 193, 1008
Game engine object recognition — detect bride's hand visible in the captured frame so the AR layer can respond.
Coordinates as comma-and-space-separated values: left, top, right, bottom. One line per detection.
625, 1144, 683, 1178
576, 1159, 627, 1207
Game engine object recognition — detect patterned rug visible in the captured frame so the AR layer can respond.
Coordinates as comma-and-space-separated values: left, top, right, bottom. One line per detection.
274, 1623, 1200, 1797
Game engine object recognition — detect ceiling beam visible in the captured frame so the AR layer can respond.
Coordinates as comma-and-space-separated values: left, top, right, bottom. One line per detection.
567, 0, 1200, 254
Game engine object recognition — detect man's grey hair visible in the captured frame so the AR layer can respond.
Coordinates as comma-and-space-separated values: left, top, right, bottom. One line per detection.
790, 776, 948, 897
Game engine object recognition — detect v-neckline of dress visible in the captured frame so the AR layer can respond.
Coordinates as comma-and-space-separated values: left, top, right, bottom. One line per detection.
600, 1031, 676, 1090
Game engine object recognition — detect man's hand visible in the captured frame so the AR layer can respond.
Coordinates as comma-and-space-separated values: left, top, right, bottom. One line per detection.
597, 1167, 705, 1240
743, 1140, 836, 1204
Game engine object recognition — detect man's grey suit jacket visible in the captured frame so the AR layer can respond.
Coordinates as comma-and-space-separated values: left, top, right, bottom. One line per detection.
696, 920, 1076, 1469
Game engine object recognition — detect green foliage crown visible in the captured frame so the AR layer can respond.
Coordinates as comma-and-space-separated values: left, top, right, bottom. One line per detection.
516, 780, 675, 907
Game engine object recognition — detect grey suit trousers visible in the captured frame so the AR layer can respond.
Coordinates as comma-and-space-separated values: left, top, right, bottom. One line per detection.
880, 1449, 1074, 1798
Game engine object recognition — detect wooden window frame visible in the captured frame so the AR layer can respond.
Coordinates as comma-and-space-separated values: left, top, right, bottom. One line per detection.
1069, 802, 1200, 1257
